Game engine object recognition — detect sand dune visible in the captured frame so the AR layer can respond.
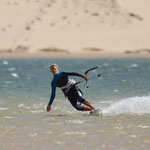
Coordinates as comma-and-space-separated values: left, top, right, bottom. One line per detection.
0, 0, 150, 57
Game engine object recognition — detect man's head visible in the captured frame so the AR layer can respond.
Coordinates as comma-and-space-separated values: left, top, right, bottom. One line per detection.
50, 64, 59, 75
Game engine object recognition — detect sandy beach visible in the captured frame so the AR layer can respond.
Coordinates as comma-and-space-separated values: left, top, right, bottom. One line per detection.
0, 50, 150, 58
0, 0, 150, 58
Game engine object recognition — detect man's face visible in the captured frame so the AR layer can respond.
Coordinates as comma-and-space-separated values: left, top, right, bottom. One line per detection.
50, 66, 59, 75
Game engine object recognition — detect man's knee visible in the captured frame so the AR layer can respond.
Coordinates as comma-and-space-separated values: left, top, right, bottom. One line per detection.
73, 104, 84, 111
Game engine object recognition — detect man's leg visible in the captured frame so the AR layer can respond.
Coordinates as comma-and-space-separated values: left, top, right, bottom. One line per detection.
83, 105, 93, 111
76, 89, 96, 111
67, 87, 96, 112
83, 100, 96, 111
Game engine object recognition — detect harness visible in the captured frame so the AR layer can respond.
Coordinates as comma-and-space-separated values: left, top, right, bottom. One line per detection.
60, 79, 76, 94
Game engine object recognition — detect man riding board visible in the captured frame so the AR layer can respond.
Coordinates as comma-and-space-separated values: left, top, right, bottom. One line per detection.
46, 64, 96, 112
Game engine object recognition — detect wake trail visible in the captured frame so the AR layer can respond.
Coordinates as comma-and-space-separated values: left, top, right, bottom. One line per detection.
101, 96, 150, 115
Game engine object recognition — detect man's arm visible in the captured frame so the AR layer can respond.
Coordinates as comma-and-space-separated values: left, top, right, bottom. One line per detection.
66, 72, 88, 80
47, 82, 56, 112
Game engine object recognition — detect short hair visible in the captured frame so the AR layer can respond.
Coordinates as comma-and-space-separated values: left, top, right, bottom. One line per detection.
50, 64, 59, 69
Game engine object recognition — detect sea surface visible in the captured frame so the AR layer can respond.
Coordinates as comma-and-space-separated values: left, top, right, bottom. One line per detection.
0, 58, 150, 150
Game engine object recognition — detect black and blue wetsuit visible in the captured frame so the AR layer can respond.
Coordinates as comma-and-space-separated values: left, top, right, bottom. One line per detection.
48, 71, 85, 111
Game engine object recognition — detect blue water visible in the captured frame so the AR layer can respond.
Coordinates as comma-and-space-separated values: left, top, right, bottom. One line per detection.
1, 58, 150, 150
1, 58, 150, 104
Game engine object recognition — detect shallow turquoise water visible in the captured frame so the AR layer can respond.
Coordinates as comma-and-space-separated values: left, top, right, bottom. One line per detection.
0, 58, 150, 150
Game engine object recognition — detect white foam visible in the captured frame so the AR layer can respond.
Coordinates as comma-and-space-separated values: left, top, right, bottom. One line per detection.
129, 63, 138, 68
33, 103, 43, 109
102, 96, 150, 115
11, 73, 19, 78
4, 116, 15, 119
30, 110, 43, 113
0, 108, 9, 111
8, 68, 15, 71
29, 133, 37, 138
55, 140, 65, 145
5, 81, 13, 84
138, 125, 150, 129
3, 61, 8, 65
18, 103, 31, 109
65, 132, 87, 135
18, 103, 44, 111
66, 120, 85, 124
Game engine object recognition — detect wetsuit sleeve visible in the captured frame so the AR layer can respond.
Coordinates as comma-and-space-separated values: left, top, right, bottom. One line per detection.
48, 82, 56, 106
65, 72, 84, 78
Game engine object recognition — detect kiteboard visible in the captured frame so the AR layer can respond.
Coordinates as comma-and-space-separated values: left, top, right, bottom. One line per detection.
89, 109, 102, 116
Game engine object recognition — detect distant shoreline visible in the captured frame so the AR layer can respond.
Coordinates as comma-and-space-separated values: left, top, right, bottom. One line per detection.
0, 51, 150, 58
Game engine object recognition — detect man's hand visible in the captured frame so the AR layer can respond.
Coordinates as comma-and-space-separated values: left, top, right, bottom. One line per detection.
83, 75, 88, 80
46, 105, 51, 112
